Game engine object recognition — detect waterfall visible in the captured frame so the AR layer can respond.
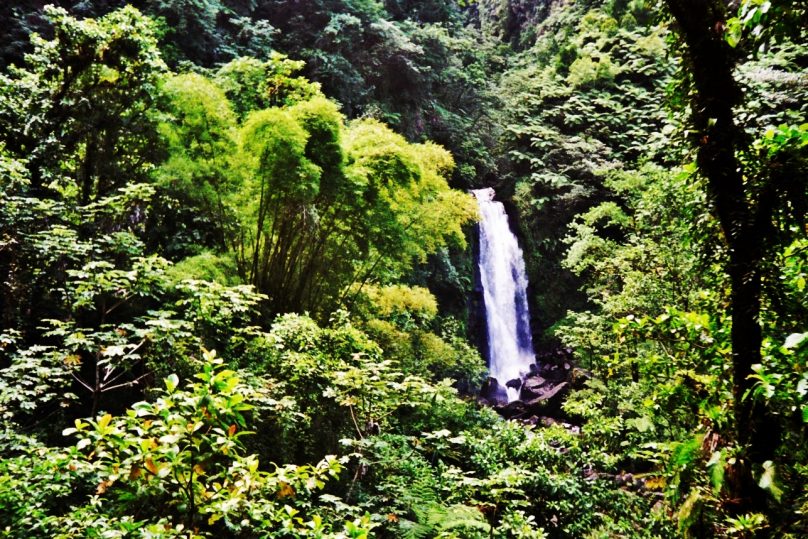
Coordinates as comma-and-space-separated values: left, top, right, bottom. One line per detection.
473, 188, 536, 402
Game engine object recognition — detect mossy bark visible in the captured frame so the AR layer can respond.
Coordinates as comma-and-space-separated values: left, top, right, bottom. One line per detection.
664, 0, 776, 511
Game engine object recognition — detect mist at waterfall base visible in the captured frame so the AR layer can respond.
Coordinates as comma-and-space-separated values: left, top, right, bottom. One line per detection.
473, 188, 537, 402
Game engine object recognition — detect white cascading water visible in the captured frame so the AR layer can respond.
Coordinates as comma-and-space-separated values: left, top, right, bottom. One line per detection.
473, 188, 536, 402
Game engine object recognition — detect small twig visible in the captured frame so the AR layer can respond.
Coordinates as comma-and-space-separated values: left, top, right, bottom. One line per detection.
104, 293, 134, 317
101, 371, 152, 392
71, 372, 94, 393
348, 404, 364, 440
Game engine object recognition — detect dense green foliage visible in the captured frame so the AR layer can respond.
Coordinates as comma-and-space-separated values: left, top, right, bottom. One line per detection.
0, 0, 806, 538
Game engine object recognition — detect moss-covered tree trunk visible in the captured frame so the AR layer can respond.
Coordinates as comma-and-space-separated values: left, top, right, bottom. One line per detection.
664, 0, 774, 510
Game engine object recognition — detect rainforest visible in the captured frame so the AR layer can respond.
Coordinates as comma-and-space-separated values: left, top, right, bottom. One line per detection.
0, 0, 806, 537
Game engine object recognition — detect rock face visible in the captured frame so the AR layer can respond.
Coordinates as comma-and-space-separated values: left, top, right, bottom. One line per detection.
475, 0, 563, 47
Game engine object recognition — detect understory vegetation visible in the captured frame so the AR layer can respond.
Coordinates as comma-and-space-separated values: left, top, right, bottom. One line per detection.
0, 0, 805, 537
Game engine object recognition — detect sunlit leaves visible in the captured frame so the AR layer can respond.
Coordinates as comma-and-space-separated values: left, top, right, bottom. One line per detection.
156, 72, 237, 190
0, 5, 166, 203
0, 342, 76, 421
725, 0, 807, 51
215, 54, 323, 120
784, 332, 807, 349
217, 92, 476, 316
240, 107, 320, 203
342, 118, 477, 273
47, 351, 366, 536
757, 460, 783, 501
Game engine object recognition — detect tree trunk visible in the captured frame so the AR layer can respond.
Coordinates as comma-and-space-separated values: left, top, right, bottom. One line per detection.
664, 0, 775, 510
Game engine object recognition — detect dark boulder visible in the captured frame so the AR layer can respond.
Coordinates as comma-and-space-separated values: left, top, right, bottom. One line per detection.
539, 363, 567, 384
481, 377, 508, 406
570, 367, 593, 389
524, 382, 569, 416
505, 377, 522, 391
496, 398, 527, 419
520, 375, 547, 400
539, 416, 558, 427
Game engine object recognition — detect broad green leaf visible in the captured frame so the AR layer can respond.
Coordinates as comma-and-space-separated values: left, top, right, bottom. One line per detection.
758, 460, 782, 501
165, 373, 179, 392
98, 413, 112, 430
784, 333, 807, 349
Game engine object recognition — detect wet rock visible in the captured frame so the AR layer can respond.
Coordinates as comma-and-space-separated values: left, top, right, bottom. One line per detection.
481, 376, 498, 397
480, 377, 508, 406
536, 382, 568, 402
520, 376, 547, 400
539, 416, 558, 427
615, 473, 644, 491
534, 416, 581, 434
522, 415, 540, 426
570, 367, 593, 389
480, 351, 588, 424
540, 363, 567, 383
496, 399, 527, 419
505, 377, 522, 391
524, 382, 569, 415
365, 420, 380, 435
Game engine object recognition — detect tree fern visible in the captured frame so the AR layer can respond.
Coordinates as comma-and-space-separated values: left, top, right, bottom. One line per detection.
399, 503, 490, 539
